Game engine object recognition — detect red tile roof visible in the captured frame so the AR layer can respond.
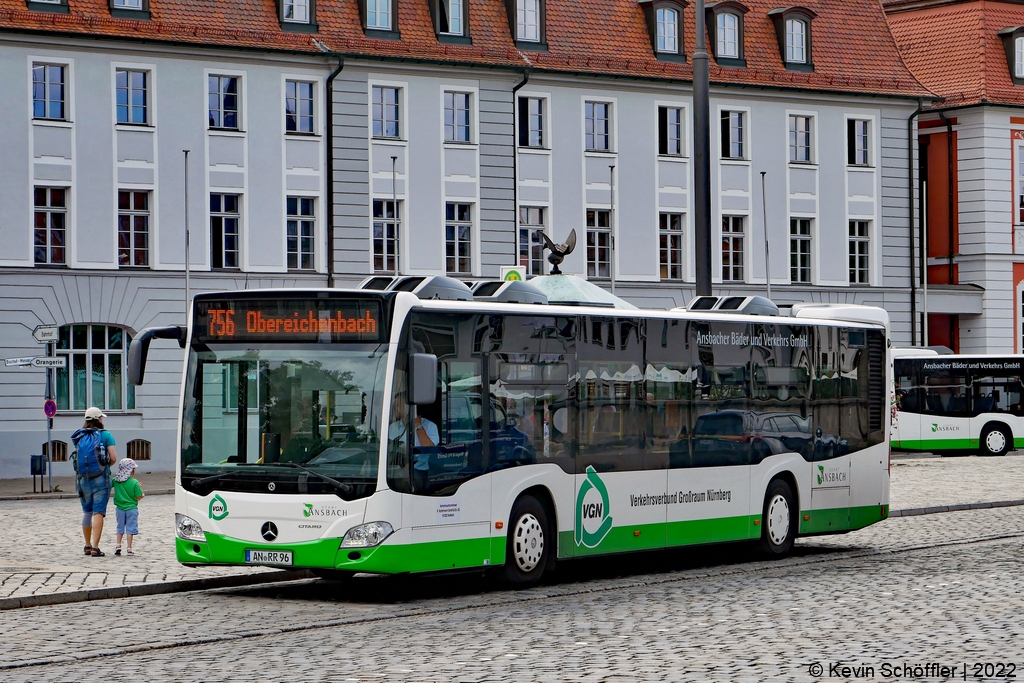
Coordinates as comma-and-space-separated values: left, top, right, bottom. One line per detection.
885, 0, 1024, 106
0, 0, 930, 97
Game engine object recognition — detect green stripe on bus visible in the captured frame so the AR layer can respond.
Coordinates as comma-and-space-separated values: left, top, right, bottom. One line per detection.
799, 504, 887, 534
892, 438, 979, 451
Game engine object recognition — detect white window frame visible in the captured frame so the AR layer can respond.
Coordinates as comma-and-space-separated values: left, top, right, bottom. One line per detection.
372, 84, 402, 140
283, 0, 310, 23
717, 12, 739, 59
366, 0, 391, 30
518, 205, 548, 276
659, 212, 684, 280
208, 73, 242, 130
210, 193, 242, 270
1017, 36, 1024, 79
444, 90, 472, 144
372, 198, 401, 273
445, 201, 473, 274
117, 189, 151, 268
287, 196, 316, 271
660, 105, 685, 156
33, 186, 69, 267
721, 215, 745, 282
517, 0, 540, 42
848, 220, 870, 285
721, 109, 746, 160
785, 17, 807, 64
439, 0, 464, 35
518, 95, 546, 148
789, 217, 812, 284
31, 61, 68, 122
585, 100, 613, 152
849, 118, 871, 166
586, 208, 612, 278
285, 79, 316, 134
789, 113, 812, 163
656, 7, 679, 53
54, 324, 135, 413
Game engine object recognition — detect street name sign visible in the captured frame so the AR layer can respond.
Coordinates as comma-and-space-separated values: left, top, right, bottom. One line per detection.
31, 357, 66, 368
5, 357, 34, 367
32, 325, 59, 343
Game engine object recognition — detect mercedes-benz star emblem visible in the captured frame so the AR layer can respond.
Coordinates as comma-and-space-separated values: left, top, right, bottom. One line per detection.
261, 522, 279, 542
267, 482, 276, 492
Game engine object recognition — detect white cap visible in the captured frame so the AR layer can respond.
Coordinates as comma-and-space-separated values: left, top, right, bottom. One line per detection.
84, 407, 106, 420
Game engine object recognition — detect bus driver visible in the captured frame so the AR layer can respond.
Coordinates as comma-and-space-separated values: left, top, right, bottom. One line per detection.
388, 392, 439, 491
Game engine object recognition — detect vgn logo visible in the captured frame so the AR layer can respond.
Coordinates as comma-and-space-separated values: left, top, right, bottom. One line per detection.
575, 466, 613, 548
931, 423, 959, 433
209, 494, 229, 521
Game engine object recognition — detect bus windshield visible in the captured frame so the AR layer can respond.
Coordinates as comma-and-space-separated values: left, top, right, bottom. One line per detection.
180, 344, 388, 497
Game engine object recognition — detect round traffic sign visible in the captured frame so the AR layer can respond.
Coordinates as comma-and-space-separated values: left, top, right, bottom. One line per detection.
44, 399, 57, 419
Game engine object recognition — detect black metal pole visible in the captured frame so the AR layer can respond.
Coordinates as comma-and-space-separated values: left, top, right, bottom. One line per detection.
693, 0, 712, 296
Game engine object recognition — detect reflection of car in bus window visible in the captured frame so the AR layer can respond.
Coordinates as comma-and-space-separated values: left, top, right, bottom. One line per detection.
689, 410, 815, 466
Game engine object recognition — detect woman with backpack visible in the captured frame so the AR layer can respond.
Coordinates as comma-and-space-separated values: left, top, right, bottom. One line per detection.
71, 407, 117, 557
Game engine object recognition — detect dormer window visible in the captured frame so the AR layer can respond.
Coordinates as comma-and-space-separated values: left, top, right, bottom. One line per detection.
640, 0, 686, 61
769, 8, 816, 71
364, 0, 398, 36
506, 0, 546, 49
432, 0, 470, 43
110, 0, 150, 19
284, 0, 308, 22
1003, 28, 1024, 84
706, 2, 748, 67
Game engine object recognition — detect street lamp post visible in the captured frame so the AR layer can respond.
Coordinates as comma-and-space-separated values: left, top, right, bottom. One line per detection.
693, 0, 713, 297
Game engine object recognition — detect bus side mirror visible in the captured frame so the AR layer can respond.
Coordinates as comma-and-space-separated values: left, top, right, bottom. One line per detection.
128, 325, 186, 386
409, 353, 438, 406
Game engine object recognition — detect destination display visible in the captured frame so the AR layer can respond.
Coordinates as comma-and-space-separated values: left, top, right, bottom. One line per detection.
193, 299, 384, 343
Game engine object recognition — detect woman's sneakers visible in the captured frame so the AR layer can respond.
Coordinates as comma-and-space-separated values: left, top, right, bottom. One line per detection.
114, 545, 122, 556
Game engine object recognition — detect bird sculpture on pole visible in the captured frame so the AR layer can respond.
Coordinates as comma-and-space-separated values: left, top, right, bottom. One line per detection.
540, 229, 577, 275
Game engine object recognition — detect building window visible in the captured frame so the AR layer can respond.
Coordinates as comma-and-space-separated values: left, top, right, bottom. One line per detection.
721, 110, 744, 159
785, 18, 807, 63
444, 91, 471, 143
586, 208, 611, 278
286, 81, 314, 134
789, 115, 811, 162
283, 0, 309, 22
126, 439, 152, 460
42, 440, 68, 462
115, 69, 147, 125
439, 0, 463, 34
518, 97, 544, 147
656, 7, 678, 53
372, 86, 400, 139
373, 199, 400, 273
722, 215, 744, 281
208, 75, 239, 130
519, 206, 546, 275
445, 202, 472, 274
117, 190, 149, 268
32, 64, 65, 120
367, 0, 391, 29
585, 102, 611, 151
848, 119, 869, 166
659, 106, 684, 156
1017, 36, 1024, 78
659, 212, 683, 280
34, 187, 67, 266
789, 218, 811, 283
849, 220, 870, 284
717, 12, 739, 58
113, 0, 144, 8
517, 0, 540, 41
55, 324, 135, 412
287, 197, 315, 270
210, 194, 240, 269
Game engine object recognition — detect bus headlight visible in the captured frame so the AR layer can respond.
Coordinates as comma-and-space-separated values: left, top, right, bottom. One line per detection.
175, 514, 207, 542
341, 521, 393, 548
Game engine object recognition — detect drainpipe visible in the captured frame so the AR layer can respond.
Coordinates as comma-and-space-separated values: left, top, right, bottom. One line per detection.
511, 69, 531, 267
939, 111, 955, 286
908, 101, 923, 346
324, 52, 345, 288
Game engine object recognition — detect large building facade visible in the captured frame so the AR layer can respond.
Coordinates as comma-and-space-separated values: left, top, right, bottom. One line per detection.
0, 0, 928, 477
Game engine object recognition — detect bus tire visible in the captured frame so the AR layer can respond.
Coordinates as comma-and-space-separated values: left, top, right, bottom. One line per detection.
760, 479, 796, 558
503, 495, 550, 587
980, 424, 1012, 457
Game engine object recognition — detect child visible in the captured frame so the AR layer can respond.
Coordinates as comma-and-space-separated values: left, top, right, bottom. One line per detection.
112, 458, 144, 556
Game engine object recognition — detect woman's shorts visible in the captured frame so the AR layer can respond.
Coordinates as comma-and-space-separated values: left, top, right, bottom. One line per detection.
116, 508, 139, 535
78, 475, 110, 519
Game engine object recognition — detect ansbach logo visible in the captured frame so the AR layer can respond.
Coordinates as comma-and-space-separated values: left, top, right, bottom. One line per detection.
209, 494, 229, 521
816, 465, 848, 486
931, 423, 959, 433
575, 466, 613, 548
303, 503, 347, 518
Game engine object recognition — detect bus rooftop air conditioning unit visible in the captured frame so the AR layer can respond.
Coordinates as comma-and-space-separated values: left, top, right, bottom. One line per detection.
678, 295, 779, 317
470, 280, 548, 305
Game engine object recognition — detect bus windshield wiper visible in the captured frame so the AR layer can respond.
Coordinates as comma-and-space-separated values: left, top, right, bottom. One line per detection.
274, 461, 354, 494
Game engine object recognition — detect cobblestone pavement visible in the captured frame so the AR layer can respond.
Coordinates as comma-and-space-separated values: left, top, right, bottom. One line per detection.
0, 453, 1021, 601
1, 504, 1022, 681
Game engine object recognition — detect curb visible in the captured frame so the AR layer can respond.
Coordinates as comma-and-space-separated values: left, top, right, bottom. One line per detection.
0, 569, 313, 611
0, 489, 174, 502
888, 498, 1024, 517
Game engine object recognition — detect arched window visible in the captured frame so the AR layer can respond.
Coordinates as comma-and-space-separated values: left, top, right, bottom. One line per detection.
55, 324, 135, 412
656, 7, 679, 53
717, 12, 739, 58
42, 440, 68, 462
786, 18, 806, 63
127, 439, 152, 461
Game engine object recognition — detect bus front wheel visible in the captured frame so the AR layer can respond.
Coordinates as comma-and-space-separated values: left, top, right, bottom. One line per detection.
760, 479, 796, 558
503, 495, 550, 587
980, 424, 1012, 457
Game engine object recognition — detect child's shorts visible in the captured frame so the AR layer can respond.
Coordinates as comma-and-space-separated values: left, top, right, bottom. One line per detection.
116, 508, 139, 535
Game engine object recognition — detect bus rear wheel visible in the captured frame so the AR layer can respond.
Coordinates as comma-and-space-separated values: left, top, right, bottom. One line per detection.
980, 424, 1012, 456
760, 479, 796, 558
503, 495, 550, 587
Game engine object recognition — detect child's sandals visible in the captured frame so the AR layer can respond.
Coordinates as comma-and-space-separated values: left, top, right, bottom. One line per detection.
114, 545, 122, 556
126, 548, 134, 556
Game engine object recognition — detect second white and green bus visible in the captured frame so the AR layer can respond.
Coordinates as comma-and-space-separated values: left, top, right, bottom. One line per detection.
130, 285, 892, 585
893, 348, 1024, 456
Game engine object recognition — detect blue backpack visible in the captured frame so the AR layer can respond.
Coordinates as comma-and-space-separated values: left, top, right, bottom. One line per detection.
71, 428, 110, 479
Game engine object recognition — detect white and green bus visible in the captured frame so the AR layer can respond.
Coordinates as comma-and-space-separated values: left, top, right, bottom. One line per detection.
129, 282, 892, 585
893, 348, 1024, 456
